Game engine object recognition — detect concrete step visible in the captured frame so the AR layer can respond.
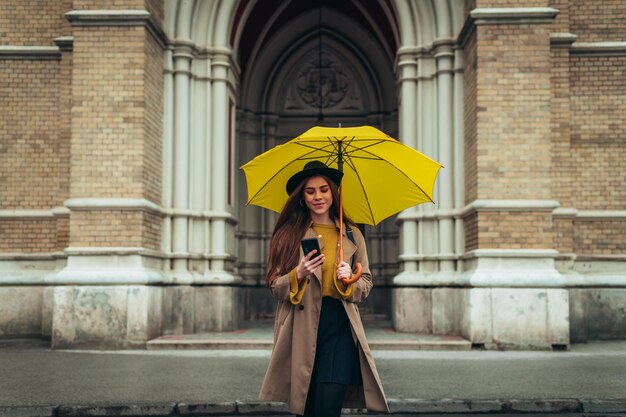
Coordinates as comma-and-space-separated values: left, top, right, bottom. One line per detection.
147, 320, 471, 351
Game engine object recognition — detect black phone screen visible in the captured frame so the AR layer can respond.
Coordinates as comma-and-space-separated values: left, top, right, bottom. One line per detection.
301, 238, 321, 259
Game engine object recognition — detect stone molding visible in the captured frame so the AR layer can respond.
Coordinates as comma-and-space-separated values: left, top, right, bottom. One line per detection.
458, 7, 559, 48
166, 41, 240, 83
459, 199, 559, 218
461, 248, 559, 259
570, 41, 626, 57
550, 32, 577, 48
0, 207, 69, 219
395, 203, 626, 222
0, 46, 60, 60
53, 36, 74, 52
469, 7, 560, 25
64, 9, 167, 49
65, 197, 162, 213
553, 208, 626, 220
62, 198, 238, 225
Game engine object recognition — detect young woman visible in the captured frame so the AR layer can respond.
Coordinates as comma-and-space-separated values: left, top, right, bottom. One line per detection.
259, 160, 388, 417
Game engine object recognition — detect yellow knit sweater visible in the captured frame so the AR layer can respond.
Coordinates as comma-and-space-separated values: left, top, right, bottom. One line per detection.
289, 223, 354, 304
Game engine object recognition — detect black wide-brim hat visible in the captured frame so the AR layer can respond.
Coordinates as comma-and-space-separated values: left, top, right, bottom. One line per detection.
286, 160, 344, 196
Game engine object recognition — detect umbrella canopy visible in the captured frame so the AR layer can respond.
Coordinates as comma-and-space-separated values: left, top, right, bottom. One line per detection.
241, 125, 443, 226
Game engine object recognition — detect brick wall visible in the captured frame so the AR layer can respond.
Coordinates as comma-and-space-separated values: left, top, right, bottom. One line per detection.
0, 1, 67, 45
570, 56, 626, 211
478, 212, 553, 249
144, 0, 164, 26
0, 59, 61, 209
70, 26, 149, 199
550, 0, 570, 33
574, 220, 626, 255
553, 217, 574, 254
463, 29, 478, 205
550, 46, 573, 208
68, 21, 163, 250
464, 212, 479, 252
69, 210, 161, 250
570, 0, 626, 42
474, 23, 553, 200
0, 220, 58, 252
143, 31, 163, 204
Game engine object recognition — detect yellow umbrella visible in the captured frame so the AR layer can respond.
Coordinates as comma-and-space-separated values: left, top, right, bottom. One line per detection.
241, 125, 443, 282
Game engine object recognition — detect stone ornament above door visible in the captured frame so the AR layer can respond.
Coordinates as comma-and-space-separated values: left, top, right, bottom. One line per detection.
282, 47, 364, 114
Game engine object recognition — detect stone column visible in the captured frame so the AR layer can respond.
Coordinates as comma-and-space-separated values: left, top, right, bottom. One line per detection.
453, 48, 465, 272
434, 39, 456, 274
171, 42, 193, 284
395, 47, 419, 277
50, 9, 166, 348
193, 50, 240, 332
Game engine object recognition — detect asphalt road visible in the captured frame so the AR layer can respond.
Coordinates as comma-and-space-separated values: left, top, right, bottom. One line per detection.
0, 341, 625, 408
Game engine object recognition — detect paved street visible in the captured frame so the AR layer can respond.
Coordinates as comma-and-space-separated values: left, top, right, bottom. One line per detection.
0, 340, 625, 415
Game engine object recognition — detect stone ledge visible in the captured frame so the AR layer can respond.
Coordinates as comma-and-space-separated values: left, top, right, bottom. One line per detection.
57, 404, 177, 416
0, 46, 61, 60
64, 10, 167, 49
177, 402, 237, 415
3, 399, 625, 416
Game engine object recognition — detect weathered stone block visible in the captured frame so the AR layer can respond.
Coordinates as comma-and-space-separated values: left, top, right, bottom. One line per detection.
392, 288, 432, 333
194, 286, 240, 332
0, 287, 43, 338
162, 285, 195, 335
52, 285, 161, 349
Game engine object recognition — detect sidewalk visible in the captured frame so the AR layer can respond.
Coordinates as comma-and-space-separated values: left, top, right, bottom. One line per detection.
1, 339, 626, 416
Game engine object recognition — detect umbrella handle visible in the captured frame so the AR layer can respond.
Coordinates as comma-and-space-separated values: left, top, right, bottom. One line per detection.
341, 262, 362, 285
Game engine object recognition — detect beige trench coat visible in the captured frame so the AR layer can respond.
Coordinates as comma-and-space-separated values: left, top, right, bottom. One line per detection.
259, 222, 389, 415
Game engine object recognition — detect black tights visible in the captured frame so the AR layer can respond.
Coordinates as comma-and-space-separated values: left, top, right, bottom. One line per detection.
299, 382, 348, 417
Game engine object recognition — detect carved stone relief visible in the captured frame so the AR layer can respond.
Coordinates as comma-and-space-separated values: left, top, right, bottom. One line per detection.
282, 49, 363, 113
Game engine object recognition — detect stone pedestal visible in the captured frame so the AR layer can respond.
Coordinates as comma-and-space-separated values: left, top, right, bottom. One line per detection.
161, 285, 241, 334
52, 285, 162, 349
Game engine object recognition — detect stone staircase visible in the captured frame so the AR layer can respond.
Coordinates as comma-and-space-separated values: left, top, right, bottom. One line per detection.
147, 318, 471, 351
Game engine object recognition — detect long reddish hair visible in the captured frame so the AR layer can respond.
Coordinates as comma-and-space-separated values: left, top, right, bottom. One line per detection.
265, 175, 353, 286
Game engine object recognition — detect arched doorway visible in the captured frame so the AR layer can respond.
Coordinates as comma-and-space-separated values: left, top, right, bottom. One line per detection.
234, 0, 400, 323
162, 0, 466, 334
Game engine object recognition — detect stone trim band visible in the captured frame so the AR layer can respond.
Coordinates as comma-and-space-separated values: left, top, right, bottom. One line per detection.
64, 9, 167, 49
0, 46, 61, 60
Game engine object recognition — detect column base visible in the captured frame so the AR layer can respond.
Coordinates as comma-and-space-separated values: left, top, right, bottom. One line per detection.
52, 285, 163, 349
392, 250, 571, 349
194, 285, 241, 332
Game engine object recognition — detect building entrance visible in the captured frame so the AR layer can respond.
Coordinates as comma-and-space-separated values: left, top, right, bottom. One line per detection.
234, 1, 399, 323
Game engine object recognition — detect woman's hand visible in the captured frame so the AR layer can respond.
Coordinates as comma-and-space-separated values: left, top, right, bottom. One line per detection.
296, 250, 325, 281
336, 261, 352, 281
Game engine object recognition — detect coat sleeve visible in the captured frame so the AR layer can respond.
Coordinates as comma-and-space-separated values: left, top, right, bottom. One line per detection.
344, 227, 373, 304
269, 268, 309, 304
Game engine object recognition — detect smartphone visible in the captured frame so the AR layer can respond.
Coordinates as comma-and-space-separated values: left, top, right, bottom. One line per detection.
301, 238, 321, 259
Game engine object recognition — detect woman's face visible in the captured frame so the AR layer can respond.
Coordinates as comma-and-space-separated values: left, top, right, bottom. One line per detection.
303, 176, 333, 219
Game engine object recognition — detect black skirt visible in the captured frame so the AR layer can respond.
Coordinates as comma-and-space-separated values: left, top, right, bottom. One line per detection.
311, 297, 362, 386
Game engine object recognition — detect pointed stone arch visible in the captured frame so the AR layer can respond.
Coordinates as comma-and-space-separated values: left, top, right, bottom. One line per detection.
162, 0, 468, 330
